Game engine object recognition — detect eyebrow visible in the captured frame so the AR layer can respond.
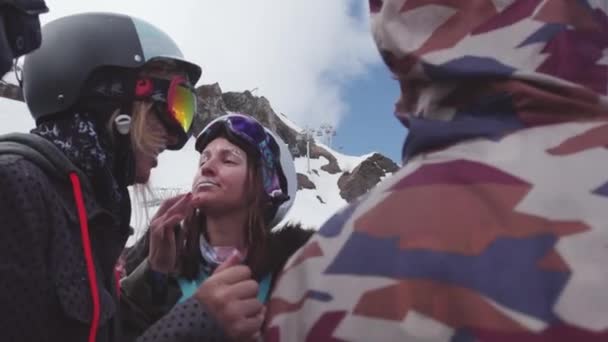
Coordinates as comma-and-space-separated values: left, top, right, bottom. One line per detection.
200, 148, 244, 162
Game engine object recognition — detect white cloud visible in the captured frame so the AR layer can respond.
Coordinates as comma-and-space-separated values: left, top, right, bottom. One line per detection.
34, 0, 380, 129
0, 98, 34, 133
1, 3, 381, 237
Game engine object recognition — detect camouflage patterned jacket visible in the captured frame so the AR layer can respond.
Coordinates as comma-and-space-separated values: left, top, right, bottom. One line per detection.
266, 1, 608, 341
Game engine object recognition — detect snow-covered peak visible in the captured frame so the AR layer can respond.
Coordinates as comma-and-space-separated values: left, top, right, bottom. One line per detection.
314, 141, 376, 173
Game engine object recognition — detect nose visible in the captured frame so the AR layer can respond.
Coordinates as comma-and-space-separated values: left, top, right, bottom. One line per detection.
200, 155, 218, 177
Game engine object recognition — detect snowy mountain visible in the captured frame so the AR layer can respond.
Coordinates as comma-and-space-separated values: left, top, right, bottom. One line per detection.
131, 132, 375, 236
0, 82, 399, 245
188, 83, 399, 226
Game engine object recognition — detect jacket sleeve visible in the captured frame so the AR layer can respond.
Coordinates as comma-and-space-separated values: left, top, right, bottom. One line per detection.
135, 297, 227, 342
120, 258, 182, 340
0, 156, 57, 341
121, 259, 228, 341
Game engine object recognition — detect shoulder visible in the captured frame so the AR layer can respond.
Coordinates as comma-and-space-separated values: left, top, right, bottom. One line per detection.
0, 154, 59, 257
270, 223, 315, 252
0, 153, 71, 234
267, 222, 315, 273
0, 154, 55, 203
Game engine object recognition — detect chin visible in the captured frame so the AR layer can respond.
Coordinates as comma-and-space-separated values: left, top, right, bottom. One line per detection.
193, 196, 230, 212
192, 194, 212, 207
134, 170, 151, 184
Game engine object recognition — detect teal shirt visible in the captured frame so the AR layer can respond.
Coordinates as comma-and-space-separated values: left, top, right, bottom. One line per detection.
177, 271, 273, 304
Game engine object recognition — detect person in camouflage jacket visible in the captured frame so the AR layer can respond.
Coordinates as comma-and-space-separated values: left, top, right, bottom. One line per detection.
265, 1, 608, 341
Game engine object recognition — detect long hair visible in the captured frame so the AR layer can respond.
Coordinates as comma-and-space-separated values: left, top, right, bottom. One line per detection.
107, 101, 166, 232
107, 61, 185, 234
180, 127, 272, 281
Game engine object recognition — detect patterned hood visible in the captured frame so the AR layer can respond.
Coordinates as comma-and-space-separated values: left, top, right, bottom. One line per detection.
370, 0, 608, 161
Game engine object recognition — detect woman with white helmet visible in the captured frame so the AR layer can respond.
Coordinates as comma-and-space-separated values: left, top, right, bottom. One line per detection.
121, 113, 312, 341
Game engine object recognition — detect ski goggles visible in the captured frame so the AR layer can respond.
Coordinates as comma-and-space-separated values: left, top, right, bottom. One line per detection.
195, 114, 285, 201
135, 75, 197, 149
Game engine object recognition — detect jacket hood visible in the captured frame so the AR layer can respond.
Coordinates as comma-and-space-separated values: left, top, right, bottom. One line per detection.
267, 222, 315, 275
370, 0, 608, 160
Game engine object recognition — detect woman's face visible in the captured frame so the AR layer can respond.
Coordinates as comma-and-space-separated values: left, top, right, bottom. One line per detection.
133, 111, 178, 183
133, 65, 183, 184
191, 137, 251, 215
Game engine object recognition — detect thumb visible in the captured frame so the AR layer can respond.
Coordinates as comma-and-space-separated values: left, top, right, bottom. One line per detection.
213, 250, 243, 274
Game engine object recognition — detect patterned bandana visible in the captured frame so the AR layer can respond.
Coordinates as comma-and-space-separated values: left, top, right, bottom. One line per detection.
32, 112, 131, 226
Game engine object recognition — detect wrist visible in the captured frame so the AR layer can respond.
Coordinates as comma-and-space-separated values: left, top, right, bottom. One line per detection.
147, 267, 168, 282
146, 265, 169, 301
148, 261, 168, 274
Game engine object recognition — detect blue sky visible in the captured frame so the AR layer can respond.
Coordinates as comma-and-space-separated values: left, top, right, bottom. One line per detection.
314, 0, 407, 163
326, 0, 407, 163
334, 63, 407, 163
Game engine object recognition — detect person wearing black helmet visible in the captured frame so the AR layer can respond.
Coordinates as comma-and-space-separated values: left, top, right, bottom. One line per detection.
120, 113, 313, 341
0, 12, 200, 342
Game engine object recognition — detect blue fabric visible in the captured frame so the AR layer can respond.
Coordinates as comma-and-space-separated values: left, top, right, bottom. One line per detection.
177, 272, 273, 304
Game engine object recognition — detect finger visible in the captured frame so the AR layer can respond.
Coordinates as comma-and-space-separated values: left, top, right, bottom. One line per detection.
250, 331, 262, 342
152, 209, 187, 242
175, 222, 187, 252
213, 265, 252, 285
190, 193, 203, 207
149, 217, 169, 240
251, 306, 265, 323
190, 193, 210, 209
156, 193, 190, 215
149, 195, 189, 233
233, 298, 263, 317
163, 214, 186, 232
231, 314, 264, 340
213, 250, 244, 274
227, 280, 259, 300
161, 215, 188, 245
164, 192, 193, 218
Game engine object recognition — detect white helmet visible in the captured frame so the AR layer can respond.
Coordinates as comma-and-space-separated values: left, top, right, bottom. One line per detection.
195, 113, 296, 227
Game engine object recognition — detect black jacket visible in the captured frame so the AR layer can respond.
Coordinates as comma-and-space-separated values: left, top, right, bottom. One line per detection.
0, 133, 130, 342
121, 223, 314, 342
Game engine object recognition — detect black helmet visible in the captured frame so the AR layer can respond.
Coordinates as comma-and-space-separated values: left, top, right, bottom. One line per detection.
22, 12, 201, 121
0, 0, 48, 76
